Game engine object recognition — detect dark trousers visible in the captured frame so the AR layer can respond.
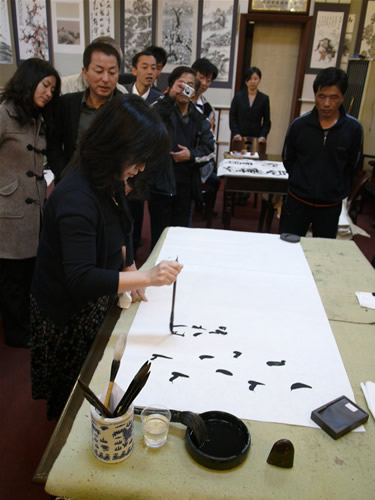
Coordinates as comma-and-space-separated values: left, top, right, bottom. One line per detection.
148, 183, 192, 249
280, 195, 342, 238
0, 257, 35, 347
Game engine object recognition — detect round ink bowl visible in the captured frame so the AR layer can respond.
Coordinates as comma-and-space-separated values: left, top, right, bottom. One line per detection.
185, 410, 251, 470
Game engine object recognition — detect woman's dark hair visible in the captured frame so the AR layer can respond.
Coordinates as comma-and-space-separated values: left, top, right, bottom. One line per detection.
244, 66, 262, 82
168, 66, 199, 92
313, 67, 348, 95
0, 57, 61, 126
77, 94, 169, 191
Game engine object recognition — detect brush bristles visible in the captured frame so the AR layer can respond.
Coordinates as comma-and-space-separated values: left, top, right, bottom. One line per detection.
179, 411, 208, 445
113, 333, 127, 361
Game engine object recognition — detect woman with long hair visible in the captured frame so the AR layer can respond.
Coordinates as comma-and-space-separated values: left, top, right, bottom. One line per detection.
0, 58, 60, 347
30, 94, 182, 419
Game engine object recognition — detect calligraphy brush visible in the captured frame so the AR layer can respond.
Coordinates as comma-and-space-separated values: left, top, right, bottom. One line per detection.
169, 257, 179, 334
103, 333, 127, 409
113, 360, 151, 417
134, 406, 208, 446
78, 378, 114, 418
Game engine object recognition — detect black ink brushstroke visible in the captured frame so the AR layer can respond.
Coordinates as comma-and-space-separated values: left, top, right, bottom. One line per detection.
199, 355, 215, 360
266, 360, 286, 366
169, 372, 190, 383
290, 382, 312, 391
233, 351, 242, 358
174, 325, 188, 327
192, 325, 206, 330
218, 326, 227, 330
193, 331, 204, 337
150, 354, 173, 361
209, 329, 228, 335
248, 380, 265, 391
216, 369, 233, 376
171, 330, 185, 337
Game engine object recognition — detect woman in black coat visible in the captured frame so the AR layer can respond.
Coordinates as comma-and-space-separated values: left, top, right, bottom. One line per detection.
30, 95, 183, 419
229, 66, 271, 146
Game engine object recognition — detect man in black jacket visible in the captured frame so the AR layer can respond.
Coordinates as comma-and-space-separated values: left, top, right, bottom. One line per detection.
280, 67, 363, 238
148, 66, 215, 248
47, 41, 122, 181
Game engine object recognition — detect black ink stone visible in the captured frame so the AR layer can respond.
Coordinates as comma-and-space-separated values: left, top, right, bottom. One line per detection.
267, 439, 294, 468
185, 410, 250, 470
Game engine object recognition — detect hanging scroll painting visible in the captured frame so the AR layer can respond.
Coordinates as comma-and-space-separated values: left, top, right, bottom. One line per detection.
89, 0, 115, 41
11, 0, 51, 63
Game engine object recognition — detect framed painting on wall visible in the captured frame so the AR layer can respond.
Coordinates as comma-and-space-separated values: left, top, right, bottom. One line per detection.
156, 0, 199, 73
249, 0, 310, 15
306, 3, 350, 74
121, 0, 154, 72
50, 0, 85, 54
88, 0, 115, 42
11, 0, 52, 63
0, 0, 13, 63
355, 0, 375, 58
197, 0, 238, 88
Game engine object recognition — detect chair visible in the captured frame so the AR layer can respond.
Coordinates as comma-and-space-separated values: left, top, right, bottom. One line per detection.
347, 169, 370, 224
230, 136, 266, 155
230, 136, 267, 211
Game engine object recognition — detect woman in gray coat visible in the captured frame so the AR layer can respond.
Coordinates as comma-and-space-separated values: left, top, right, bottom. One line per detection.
0, 58, 60, 347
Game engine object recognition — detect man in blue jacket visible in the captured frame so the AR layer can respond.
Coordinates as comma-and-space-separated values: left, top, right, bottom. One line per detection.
281, 67, 363, 238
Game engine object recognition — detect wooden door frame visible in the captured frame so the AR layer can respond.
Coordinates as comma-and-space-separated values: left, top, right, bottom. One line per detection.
235, 13, 312, 121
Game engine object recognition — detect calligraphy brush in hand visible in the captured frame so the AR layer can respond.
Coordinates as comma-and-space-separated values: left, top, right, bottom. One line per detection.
113, 360, 151, 417
134, 406, 208, 446
103, 333, 127, 409
78, 378, 113, 418
169, 257, 178, 334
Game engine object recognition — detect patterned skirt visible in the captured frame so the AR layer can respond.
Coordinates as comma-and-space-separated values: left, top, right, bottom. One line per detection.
30, 294, 114, 420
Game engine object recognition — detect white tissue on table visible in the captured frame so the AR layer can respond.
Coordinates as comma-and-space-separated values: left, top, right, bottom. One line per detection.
118, 291, 132, 309
355, 291, 375, 310
360, 381, 375, 420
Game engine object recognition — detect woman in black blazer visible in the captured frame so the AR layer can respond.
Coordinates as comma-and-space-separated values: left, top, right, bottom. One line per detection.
229, 67, 271, 145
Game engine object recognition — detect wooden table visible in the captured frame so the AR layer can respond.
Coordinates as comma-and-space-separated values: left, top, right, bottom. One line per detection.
34, 234, 375, 500
220, 154, 288, 231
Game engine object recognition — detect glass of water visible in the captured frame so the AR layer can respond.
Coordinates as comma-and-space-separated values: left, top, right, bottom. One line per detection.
141, 405, 171, 448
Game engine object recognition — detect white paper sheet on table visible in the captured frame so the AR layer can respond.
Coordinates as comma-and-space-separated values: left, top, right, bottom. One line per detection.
116, 228, 358, 429
217, 158, 288, 179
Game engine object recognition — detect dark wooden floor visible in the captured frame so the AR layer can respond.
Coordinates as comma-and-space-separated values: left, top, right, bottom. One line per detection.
1, 187, 374, 500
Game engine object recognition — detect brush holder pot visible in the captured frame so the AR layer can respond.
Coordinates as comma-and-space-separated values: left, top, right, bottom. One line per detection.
90, 403, 134, 463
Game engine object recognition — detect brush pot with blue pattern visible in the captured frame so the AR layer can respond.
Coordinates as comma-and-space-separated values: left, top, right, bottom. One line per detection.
91, 404, 134, 463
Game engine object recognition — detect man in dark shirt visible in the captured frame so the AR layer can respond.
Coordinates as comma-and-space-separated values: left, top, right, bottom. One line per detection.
125, 50, 162, 252
148, 66, 215, 248
281, 67, 363, 238
47, 41, 122, 180
125, 50, 162, 104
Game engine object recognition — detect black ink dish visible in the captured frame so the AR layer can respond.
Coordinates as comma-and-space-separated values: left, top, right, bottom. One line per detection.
185, 410, 250, 470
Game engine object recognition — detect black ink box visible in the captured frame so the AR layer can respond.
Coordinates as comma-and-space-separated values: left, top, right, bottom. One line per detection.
311, 395, 369, 439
